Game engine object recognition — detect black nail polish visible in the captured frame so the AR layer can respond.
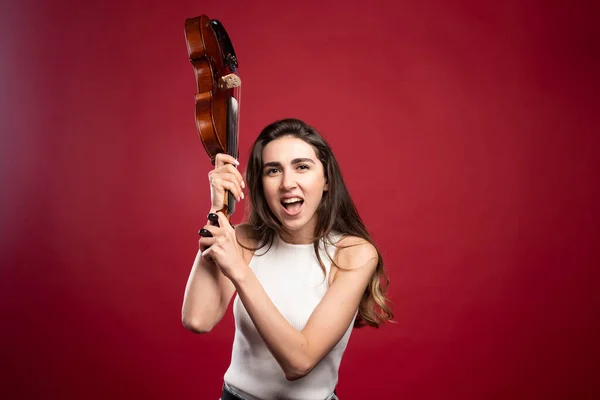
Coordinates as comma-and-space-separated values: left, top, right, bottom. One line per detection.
198, 229, 213, 237
207, 213, 220, 226
207, 213, 219, 222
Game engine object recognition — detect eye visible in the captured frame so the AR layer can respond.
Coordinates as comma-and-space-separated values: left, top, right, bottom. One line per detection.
265, 168, 280, 176
296, 164, 310, 171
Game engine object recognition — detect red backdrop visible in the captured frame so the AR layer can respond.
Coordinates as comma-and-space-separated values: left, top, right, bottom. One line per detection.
1, 0, 599, 399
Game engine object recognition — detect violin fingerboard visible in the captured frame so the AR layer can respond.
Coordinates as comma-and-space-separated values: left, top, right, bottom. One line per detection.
227, 96, 239, 217
227, 191, 236, 216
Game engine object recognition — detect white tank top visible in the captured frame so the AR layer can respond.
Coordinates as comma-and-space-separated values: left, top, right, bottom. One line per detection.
223, 233, 356, 400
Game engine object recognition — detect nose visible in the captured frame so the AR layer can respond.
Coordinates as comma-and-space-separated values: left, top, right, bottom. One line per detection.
280, 169, 297, 190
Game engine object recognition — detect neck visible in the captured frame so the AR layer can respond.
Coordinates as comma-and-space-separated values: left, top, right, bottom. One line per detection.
278, 213, 319, 244
279, 230, 313, 244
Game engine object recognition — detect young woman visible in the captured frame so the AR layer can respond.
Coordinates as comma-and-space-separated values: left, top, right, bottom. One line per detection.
182, 118, 393, 400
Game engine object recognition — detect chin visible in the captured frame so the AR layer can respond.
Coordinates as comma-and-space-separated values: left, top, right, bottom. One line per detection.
278, 214, 317, 237
280, 219, 305, 232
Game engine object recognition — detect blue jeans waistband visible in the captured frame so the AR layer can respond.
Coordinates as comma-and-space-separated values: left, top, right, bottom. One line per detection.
221, 382, 338, 400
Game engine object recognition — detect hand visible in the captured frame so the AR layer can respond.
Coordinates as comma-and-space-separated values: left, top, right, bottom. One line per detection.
198, 212, 248, 281
208, 153, 245, 212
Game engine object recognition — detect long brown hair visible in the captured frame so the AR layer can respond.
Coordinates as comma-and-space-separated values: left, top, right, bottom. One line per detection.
243, 118, 393, 328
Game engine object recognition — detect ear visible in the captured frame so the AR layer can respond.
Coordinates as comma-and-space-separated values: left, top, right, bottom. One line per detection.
323, 181, 329, 192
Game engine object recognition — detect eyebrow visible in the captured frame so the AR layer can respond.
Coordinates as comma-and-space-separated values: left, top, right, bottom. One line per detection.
263, 158, 316, 169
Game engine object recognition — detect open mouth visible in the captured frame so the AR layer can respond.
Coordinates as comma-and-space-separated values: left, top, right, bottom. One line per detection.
281, 197, 304, 215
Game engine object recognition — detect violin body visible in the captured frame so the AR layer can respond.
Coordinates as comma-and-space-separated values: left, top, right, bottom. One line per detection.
185, 15, 241, 216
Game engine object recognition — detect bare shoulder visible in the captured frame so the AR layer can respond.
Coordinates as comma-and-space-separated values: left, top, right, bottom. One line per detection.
235, 224, 258, 261
235, 223, 258, 247
334, 235, 379, 272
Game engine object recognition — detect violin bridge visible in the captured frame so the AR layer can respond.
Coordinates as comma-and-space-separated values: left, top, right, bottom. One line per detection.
219, 73, 241, 89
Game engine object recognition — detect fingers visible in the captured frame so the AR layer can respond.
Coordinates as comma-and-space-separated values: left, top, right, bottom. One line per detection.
200, 245, 216, 262
213, 175, 244, 201
214, 153, 240, 169
216, 211, 233, 230
208, 166, 245, 201
198, 214, 231, 241
198, 228, 213, 237
200, 233, 224, 258
207, 212, 219, 226
198, 235, 215, 247
198, 234, 215, 254
219, 172, 244, 199
198, 224, 222, 237
198, 215, 234, 261
217, 164, 245, 190
198, 224, 220, 254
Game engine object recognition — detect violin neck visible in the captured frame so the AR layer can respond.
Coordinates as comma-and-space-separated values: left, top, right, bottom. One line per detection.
225, 90, 240, 217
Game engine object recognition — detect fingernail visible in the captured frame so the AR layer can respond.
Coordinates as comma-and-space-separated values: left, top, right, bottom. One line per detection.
207, 213, 219, 222
199, 228, 213, 237
241, 181, 245, 189
234, 159, 240, 166
241, 192, 245, 199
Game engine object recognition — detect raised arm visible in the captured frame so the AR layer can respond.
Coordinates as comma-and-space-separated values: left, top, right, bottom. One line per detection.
201, 216, 377, 380
181, 243, 236, 333
181, 153, 246, 333
235, 237, 377, 380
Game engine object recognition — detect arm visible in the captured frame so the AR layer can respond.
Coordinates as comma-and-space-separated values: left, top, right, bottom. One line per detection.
231, 237, 377, 380
181, 153, 245, 333
182, 222, 256, 333
181, 211, 236, 333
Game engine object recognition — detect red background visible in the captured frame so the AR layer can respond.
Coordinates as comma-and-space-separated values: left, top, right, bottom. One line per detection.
1, 0, 599, 399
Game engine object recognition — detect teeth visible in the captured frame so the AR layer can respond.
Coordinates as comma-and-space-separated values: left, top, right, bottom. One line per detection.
282, 197, 303, 204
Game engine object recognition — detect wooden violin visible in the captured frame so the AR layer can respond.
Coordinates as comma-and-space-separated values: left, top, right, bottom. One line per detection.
185, 15, 241, 217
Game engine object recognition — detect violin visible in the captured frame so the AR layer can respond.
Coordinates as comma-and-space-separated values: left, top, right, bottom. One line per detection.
184, 15, 241, 218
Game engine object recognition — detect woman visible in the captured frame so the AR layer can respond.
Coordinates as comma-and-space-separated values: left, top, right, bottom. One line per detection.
182, 118, 393, 400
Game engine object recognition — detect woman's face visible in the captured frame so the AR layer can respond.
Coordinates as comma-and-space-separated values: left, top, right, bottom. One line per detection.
261, 136, 328, 243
